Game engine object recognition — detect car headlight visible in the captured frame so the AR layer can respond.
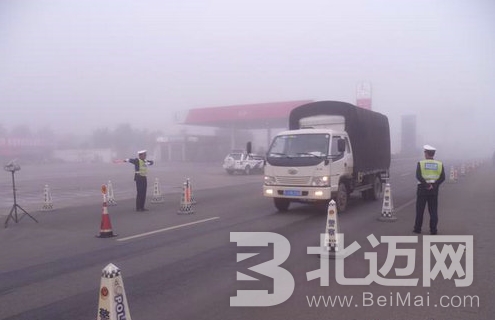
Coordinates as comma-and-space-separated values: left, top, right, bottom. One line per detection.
264, 175, 276, 185
312, 176, 329, 186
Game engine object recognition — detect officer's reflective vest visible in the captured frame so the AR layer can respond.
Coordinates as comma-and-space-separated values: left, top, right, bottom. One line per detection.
137, 159, 148, 176
419, 160, 443, 183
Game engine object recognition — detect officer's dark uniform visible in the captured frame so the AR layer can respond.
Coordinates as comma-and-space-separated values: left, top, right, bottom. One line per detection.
414, 146, 445, 235
125, 151, 154, 211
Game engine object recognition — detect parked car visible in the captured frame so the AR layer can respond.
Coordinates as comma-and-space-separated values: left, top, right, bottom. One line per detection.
222, 151, 265, 175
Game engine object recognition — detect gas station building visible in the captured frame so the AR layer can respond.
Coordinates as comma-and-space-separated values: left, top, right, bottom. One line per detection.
156, 100, 312, 162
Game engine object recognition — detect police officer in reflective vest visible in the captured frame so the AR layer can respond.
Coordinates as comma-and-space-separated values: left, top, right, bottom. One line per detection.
414, 145, 445, 235
124, 150, 154, 212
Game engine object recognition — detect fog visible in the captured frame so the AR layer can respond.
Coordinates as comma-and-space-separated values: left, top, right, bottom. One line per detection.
1, 0, 494, 158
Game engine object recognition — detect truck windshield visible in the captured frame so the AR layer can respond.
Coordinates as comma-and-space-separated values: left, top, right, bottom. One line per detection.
267, 134, 329, 158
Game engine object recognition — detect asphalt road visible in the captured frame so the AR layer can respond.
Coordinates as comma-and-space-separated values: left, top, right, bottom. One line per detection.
0, 159, 493, 320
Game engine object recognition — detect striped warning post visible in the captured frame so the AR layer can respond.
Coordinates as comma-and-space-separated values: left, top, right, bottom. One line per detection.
178, 180, 194, 215
151, 178, 164, 203
378, 183, 397, 222
319, 200, 340, 259
187, 178, 197, 204
41, 184, 54, 211
107, 180, 117, 206
97, 263, 132, 320
448, 166, 456, 183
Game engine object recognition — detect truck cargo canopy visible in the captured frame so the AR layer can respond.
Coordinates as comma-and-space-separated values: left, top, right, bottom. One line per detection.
289, 101, 391, 173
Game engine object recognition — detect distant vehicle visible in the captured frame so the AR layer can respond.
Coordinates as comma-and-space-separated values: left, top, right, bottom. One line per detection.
263, 101, 391, 212
223, 151, 265, 175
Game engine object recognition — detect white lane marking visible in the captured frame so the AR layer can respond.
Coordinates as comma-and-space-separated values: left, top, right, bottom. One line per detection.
395, 198, 416, 213
400, 172, 413, 177
117, 217, 220, 241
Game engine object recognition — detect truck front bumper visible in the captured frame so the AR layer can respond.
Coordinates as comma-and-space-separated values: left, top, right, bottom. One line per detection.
263, 185, 333, 200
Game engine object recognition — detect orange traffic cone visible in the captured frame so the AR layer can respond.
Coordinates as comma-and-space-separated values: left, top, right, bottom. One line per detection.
97, 185, 117, 238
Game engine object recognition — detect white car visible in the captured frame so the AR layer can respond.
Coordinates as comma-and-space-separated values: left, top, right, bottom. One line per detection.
222, 152, 265, 175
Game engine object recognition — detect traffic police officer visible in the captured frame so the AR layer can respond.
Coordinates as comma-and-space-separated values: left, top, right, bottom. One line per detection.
125, 150, 154, 212
414, 145, 445, 235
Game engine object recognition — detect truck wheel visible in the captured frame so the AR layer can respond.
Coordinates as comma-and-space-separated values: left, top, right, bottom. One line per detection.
370, 176, 383, 200
274, 198, 290, 212
244, 166, 251, 175
336, 182, 348, 212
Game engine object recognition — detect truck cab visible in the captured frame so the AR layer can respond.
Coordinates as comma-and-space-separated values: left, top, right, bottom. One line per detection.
263, 129, 354, 211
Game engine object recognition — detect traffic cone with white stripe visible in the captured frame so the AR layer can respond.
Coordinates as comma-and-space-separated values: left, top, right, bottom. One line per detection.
97, 263, 132, 320
97, 185, 117, 238
151, 178, 164, 203
178, 180, 194, 215
107, 180, 117, 206
41, 184, 54, 211
378, 183, 397, 222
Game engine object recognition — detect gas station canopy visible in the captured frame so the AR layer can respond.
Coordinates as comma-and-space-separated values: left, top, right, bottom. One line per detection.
183, 100, 313, 129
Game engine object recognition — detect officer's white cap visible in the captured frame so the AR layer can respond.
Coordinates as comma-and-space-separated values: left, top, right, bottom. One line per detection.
138, 150, 147, 155
423, 145, 436, 151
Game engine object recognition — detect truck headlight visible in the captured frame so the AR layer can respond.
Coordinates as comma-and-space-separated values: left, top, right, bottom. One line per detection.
312, 176, 329, 186
264, 175, 276, 185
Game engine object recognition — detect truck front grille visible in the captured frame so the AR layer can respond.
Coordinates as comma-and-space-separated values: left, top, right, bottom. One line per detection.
275, 176, 311, 185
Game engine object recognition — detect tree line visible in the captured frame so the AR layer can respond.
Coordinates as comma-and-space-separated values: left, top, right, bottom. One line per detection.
0, 123, 162, 159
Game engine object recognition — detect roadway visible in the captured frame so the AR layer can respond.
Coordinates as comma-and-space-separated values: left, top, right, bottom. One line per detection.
0, 158, 493, 320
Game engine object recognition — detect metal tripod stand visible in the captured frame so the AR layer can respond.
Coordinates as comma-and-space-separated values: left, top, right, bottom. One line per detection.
4, 163, 38, 228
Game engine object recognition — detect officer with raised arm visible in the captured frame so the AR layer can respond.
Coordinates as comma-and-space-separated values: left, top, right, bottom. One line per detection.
124, 150, 154, 212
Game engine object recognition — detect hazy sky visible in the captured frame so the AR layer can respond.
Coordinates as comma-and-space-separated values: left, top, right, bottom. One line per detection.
1, 0, 494, 156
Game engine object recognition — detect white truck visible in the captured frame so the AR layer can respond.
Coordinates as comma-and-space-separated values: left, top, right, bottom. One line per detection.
223, 150, 265, 175
263, 101, 391, 212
